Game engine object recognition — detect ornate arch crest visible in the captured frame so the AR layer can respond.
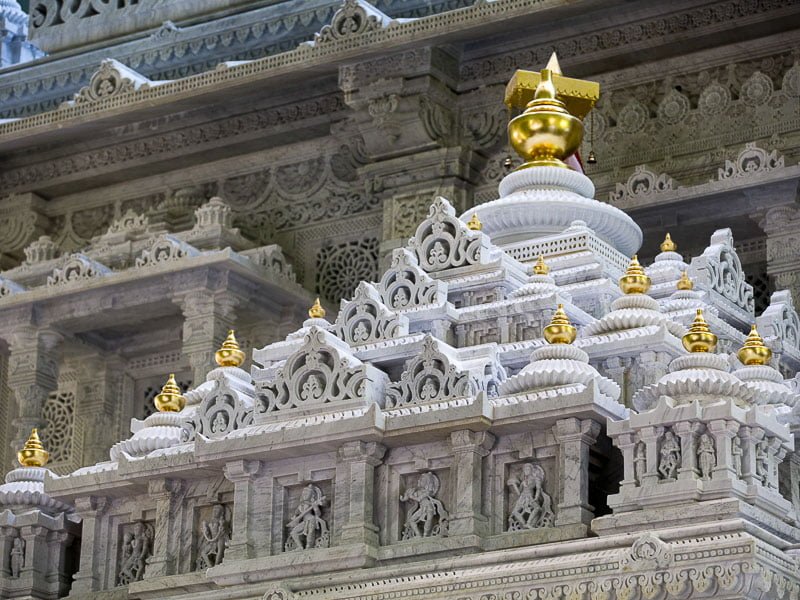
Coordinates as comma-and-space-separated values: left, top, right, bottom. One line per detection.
313, 0, 392, 45
609, 165, 676, 204
72, 59, 154, 105
333, 282, 408, 345
718, 142, 784, 180
377, 248, 447, 310
46, 254, 112, 286
386, 336, 476, 409
757, 290, 800, 355
691, 228, 754, 318
255, 327, 386, 419
407, 196, 489, 273
242, 245, 296, 282
184, 380, 254, 441
135, 235, 199, 268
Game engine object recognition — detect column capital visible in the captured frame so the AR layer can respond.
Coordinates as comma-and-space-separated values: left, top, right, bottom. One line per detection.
553, 417, 601, 444
450, 430, 495, 454
223, 459, 262, 482
74, 495, 110, 516
338, 441, 386, 464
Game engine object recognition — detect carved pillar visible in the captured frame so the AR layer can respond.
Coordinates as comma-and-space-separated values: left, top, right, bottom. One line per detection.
223, 459, 261, 560
174, 291, 238, 384
448, 430, 494, 537
5, 327, 63, 457
76, 357, 121, 466
638, 425, 663, 486
70, 496, 109, 595
335, 441, 386, 547
674, 421, 702, 480
615, 432, 638, 492
739, 426, 763, 487
708, 420, 739, 481
762, 205, 800, 306
789, 452, 800, 526
553, 418, 601, 526
146, 478, 183, 578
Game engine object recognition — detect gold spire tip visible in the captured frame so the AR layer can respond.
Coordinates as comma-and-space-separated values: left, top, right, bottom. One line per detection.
18, 428, 49, 468
308, 297, 326, 319
154, 372, 186, 413
660, 233, 677, 253
215, 330, 246, 368
533, 254, 550, 276
738, 324, 772, 366
544, 303, 577, 345
619, 254, 651, 295
544, 52, 562, 75
676, 271, 693, 291
682, 308, 717, 353
466, 213, 482, 231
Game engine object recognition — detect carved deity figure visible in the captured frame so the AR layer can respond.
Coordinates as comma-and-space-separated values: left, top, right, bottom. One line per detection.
633, 441, 647, 485
285, 484, 329, 552
9, 536, 24, 578
117, 521, 152, 585
697, 433, 716, 481
756, 439, 770, 485
658, 430, 681, 481
507, 463, 555, 531
196, 504, 231, 570
732, 436, 743, 478
211, 411, 228, 434
401, 472, 449, 539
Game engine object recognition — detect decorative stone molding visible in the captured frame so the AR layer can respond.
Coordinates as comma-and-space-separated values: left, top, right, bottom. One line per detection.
45, 253, 112, 286
333, 282, 408, 346
757, 290, 800, 358
242, 245, 296, 282
717, 142, 785, 180
72, 59, 156, 105
313, 0, 393, 45
377, 248, 448, 310
186, 369, 255, 441
22, 235, 58, 264
609, 165, 676, 204
135, 235, 199, 268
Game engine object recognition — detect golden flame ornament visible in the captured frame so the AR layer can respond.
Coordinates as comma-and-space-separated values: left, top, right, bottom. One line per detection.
308, 298, 326, 319
619, 255, 651, 295
154, 373, 186, 413
682, 309, 717, 353
533, 255, 550, 276
544, 303, 577, 345
215, 330, 245, 367
466, 213, 482, 231
737, 324, 772, 366
660, 233, 677, 253
676, 271, 693, 291
17, 428, 49, 468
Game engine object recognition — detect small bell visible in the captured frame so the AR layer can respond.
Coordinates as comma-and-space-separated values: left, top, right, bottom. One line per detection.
503, 156, 514, 170
586, 150, 597, 165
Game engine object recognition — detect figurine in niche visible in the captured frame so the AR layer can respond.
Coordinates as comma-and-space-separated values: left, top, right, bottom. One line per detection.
196, 504, 231, 570
9, 536, 24, 578
697, 433, 716, 481
507, 463, 555, 531
732, 436, 743, 478
658, 430, 681, 481
393, 288, 410, 308
284, 484, 329, 552
633, 441, 647, 485
211, 411, 228, 435
117, 521, 152, 585
401, 471, 449, 539
353, 321, 370, 342
755, 439, 770, 484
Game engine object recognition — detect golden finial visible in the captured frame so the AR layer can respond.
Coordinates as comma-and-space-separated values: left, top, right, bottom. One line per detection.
543, 303, 577, 344
505, 53, 599, 170
215, 330, 246, 367
676, 271, 694, 291
660, 233, 677, 253
682, 309, 717, 353
17, 428, 49, 468
154, 373, 186, 413
533, 255, 550, 276
619, 255, 651, 294
466, 213, 482, 231
308, 297, 326, 319
737, 324, 772, 366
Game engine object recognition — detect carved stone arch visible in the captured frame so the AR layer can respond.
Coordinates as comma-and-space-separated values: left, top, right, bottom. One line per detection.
186, 380, 254, 441
407, 196, 487, 273
609, 165, 676, 204
758, 290, 800, 354
72, 59, 153, 105
255, 327, 385, 418
691, 228, 755, 317
377, 248, 448, 310
386, 335, 476, 409
717, 142, 784, 180
313, 0, 392, 44
333, 282, 408, 345
46, 253, 112, 286
135, 235, 199, 268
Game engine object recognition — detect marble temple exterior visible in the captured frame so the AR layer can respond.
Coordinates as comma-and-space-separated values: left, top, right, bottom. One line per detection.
1, 0, 800, 599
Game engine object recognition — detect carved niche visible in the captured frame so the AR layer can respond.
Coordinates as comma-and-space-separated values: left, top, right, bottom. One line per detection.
506, 462, 555, 532
195, 504, 231, 570
185, 376, 255, 442
117, 521, 154, 585
283, 484, 330, 552
376, 248, 448, 311
400, 471, 449, 540
333, 282, 408, 346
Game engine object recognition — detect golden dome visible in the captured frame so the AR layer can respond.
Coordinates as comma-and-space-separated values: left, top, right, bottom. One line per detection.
660, 233, 677, 253
619, 255, 651, 295
17, 428, 49, 468
682, 309, 717, 353
154, 373, 186, 413
676, 271, 693, 291
544, 303, 577, 345
466, 213, 482, 231
215, 330, 246, 367
308, 298, 326, 319
737, 324, 772, 366
533, 255, 550, 276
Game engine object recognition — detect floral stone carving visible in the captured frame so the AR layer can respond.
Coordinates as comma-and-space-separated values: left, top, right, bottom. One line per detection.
333, 282, 408, 346
507, 462, 555, 531
284, 484, 330, 552
313, 0, 392, 44
718, 142, 784, 180
377, 248, 448, 310
609, 164, 676, 204
73, 59, 153, 105
691, 228, 755, 317
46, 253, 112, 286
135, 235, 199, 268
401, 471, 449, 540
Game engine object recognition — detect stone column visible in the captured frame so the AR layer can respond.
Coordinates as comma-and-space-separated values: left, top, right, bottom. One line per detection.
448, 430, 494, 537
639, 426, 664, 486
5, 327, 62, 464
174, 291, 238, 385
674, 421, 702, 480
336, 441, 386, 547
789, 452, 800, 526
739, 426, 763, 487
553, 418, 601, 526
223, 459, 261, 560
70, 496, 110, 595
761, 205, 800, 306
0, 527, 15, 577
76, 357, 122, 466
615, 432, 638, 492
146, 478, 183, 578
708, 420, 739, 481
